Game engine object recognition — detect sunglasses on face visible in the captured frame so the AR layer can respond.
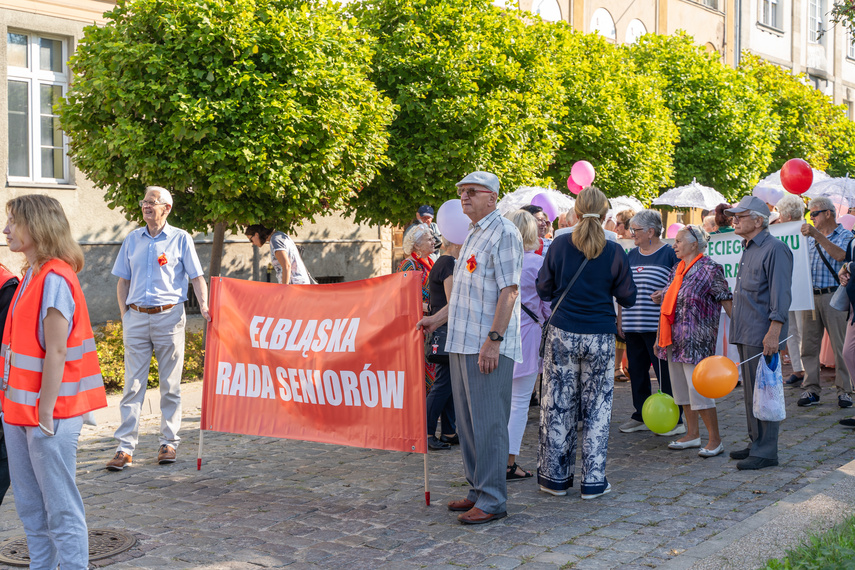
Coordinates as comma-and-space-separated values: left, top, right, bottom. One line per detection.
809, 209, 830, 219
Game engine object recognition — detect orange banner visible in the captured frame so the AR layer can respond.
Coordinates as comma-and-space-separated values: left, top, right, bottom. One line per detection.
201, 273, 427, 454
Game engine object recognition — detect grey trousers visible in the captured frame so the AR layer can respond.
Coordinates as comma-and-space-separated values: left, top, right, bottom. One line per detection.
449, 352, 513, 515
114, 304, 186, 454
801, 291, 852, 396
737, 344, 780, 460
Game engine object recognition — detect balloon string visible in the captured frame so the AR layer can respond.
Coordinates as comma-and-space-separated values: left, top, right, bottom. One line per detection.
735, 335, 794, 366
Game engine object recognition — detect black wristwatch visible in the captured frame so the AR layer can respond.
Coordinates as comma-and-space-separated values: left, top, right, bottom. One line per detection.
488, 331, 504, 342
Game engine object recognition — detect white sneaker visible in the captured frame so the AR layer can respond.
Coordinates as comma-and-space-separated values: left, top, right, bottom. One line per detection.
619, 419, 649, 433
655, 423, 687, 437
581, 483, 612, 500
539, 485, 567, 496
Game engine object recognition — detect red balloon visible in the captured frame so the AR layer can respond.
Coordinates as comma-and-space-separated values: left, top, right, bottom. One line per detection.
780, 158, 813, 195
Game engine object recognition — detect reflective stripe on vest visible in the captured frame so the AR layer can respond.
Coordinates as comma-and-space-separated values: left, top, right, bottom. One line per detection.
6, 337, 98, 373
4, 373, 105, 407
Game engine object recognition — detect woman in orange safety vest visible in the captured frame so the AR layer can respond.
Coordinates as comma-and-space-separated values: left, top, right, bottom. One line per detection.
0, 195, 106, 570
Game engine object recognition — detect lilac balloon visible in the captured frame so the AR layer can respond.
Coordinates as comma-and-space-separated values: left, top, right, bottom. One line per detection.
838, 214, 855, 231
571, 160, 596, 187
531, 192, 559, 222
666, 223, 685, 239
752, 186, 770, 203
767, 187, 785, 205
437, 199, 470, 245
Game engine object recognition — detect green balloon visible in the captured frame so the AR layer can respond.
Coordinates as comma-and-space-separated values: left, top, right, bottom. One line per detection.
642, 391, 680, 434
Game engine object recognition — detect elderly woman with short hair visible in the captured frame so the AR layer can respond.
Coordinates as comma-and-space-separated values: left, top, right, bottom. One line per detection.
618, 210, 680, 435
504, 210, 550, 480
655, 225, 732, 457
397, 224, 437, 391
776, 194, 807, 386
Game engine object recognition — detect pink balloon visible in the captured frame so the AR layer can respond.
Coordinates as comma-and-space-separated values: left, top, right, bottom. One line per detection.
531, 192, 559, 222
839, 214, 855, 231
571, 160, 596, 187
666, 223, 685, 239
567, 177, 583, 195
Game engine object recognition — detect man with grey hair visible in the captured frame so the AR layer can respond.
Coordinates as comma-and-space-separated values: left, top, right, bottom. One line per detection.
775, 194, 807, 387
727, 196, 792, 470
796, 196, 853, 408
107, 186, 210, 471
417, 171, 523, 524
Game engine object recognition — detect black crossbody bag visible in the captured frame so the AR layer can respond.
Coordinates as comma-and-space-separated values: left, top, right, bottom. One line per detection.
538, 258, 589, 358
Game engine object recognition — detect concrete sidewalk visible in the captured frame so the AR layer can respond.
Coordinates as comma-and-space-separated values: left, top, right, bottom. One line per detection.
0, 365, 853, 568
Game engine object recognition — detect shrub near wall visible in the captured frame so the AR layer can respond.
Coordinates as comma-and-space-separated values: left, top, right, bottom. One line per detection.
95, 321, 206, 392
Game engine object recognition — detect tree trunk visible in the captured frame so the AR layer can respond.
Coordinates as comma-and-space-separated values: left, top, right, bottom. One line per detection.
208, 221, 227, 278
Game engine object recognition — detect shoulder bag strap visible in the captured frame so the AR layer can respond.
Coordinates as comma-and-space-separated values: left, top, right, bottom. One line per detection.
520, 303, 540, 324
539, 258, 589, 358
815, 242, 841, 285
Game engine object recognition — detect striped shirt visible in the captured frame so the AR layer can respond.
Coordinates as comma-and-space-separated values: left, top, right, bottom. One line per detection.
622, 245, 678, 333
807, 224, 852, 289
446, 208, 524, 362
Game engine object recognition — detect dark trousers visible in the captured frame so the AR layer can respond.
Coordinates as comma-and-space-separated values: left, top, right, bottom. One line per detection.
737, 344, 780, 460
625, 331, 679, 423
426, 361, 456, 436
0, 428, 8, 506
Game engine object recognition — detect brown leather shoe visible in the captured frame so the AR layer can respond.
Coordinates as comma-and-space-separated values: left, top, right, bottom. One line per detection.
157, 444, 176, 464
106, 451, 132, 471
457, 507, 507, 525
447, 498, 476, 512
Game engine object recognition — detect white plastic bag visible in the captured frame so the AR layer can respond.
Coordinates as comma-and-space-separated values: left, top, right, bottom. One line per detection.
753, 353, 786, 422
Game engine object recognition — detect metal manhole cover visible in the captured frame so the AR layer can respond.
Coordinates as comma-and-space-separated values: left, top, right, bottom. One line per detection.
0, 528, 137, 566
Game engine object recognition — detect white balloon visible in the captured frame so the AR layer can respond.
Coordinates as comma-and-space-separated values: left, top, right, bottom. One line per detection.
437, 199, 470, 245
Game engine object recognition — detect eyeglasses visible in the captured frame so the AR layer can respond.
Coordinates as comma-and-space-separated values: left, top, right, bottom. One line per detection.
628, 227, 645, 236
731, 213, 752, 222
139, 200, 165, 208
809, 209, 830, 219
457, 187, 494, 198
535, 218, 550, 226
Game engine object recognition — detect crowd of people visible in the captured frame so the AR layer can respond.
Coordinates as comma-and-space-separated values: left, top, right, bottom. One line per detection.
415, 172, 855, 525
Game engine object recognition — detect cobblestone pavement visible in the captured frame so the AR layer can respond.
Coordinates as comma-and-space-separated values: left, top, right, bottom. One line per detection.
0, 364, 852, 569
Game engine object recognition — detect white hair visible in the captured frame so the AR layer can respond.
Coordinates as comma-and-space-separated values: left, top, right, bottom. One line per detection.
682, 224, 709, 252
403, 224, 432, 256
145, 186, 173, 206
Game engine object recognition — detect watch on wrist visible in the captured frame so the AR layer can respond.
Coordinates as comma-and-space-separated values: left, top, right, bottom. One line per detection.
488, 331, 504, 342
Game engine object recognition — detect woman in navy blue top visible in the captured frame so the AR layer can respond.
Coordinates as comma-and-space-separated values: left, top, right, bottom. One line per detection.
536, 187, 636, 499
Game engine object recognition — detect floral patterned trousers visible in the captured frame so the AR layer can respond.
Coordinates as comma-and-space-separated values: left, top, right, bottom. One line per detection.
538, 327, 614, 495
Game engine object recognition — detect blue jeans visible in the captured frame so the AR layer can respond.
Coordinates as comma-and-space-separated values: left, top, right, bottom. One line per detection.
426, 361, 456, 436
4, 416, 89, 570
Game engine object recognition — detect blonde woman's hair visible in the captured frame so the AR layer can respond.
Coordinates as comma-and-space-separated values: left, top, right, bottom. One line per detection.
505, 209, 539, 252
572, 186, 608, 260
6, 195, 84, 274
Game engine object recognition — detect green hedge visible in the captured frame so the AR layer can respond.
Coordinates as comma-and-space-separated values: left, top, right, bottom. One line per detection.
95, 320, 205, 393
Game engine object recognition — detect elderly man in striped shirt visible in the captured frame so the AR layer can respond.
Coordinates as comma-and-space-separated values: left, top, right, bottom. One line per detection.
418, 171, 523, 525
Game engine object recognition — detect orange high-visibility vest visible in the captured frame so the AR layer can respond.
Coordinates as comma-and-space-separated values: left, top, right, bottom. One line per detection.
0, 259, 106, 426
0, 266, 15, 291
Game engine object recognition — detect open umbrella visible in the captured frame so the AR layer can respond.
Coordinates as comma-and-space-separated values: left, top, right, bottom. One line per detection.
609, 195, 645, 213
804, 176, 855, 206
753, 167, 829, 204
497, 186, 575, 216
652, 179, 726, 210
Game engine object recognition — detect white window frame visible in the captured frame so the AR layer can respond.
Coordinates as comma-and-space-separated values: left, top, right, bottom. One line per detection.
6, 31, 70, 184
849, 30, 855, 59
760, 0, 781, 29
808, 0, 824, 44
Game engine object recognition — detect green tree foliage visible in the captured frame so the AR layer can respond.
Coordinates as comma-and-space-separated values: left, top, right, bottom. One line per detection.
348, 0, 566, 226
629, 33, 778, 200
60, 0, 394, 234
540, 26, 678, 202
825, 113, 855, 177
831, 1, 855, 35
739, 54, 837, 172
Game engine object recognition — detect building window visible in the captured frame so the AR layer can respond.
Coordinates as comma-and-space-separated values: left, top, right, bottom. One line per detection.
849, 31, 855, 59
808, 0, 824, 44
6, 32, 68, 183
532, 0, 561, 22
702, 0, 718, 9
591, 8, 616, 41
760, 0, 781, 28
625, 19, 647, 44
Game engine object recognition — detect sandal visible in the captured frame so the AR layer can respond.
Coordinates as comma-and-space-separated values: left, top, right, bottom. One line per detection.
614, 368, 629, 382
506, 463, 533, 481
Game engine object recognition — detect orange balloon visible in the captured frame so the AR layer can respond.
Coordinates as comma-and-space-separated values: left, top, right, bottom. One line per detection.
692, 356, 739, 399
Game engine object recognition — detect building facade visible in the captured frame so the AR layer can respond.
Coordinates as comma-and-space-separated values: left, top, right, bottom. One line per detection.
2, 0, 391, 323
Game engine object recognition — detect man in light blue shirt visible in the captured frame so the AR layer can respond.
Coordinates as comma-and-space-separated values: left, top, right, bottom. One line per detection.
106, 186, 209, 471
